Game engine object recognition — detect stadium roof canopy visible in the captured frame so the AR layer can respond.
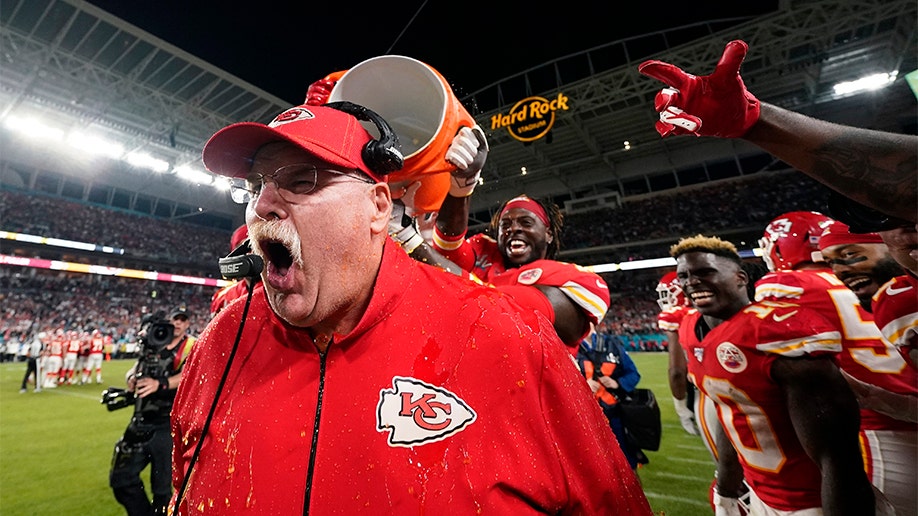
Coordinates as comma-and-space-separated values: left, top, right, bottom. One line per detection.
1, 0, 915, 231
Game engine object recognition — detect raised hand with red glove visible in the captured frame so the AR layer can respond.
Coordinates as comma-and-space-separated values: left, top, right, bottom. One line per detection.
445, 125, 488, 197
638, 40, 761, 138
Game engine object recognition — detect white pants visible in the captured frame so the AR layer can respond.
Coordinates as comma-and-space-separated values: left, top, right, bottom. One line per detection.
861, 428, 917, 516
84, 353, 104, 380
747, 476, 897, 516
43, 356, 62, 386
62, 352, 78, 371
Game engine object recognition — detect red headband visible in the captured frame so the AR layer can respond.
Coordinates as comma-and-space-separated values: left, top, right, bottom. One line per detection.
501, 196, 549, 226
818, 221, 885, 250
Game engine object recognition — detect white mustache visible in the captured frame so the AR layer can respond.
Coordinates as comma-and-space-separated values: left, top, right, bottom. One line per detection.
247, 220, 304, 268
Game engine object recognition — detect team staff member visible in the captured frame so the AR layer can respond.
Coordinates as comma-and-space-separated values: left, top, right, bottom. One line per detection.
172, 102, 651, 514
111, 306, 195, 516
577, 330, 645, 473
672, 234, 887, 515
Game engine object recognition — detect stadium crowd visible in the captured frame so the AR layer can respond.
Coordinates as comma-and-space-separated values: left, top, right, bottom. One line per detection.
1, 168, 833, 357
0, 267, 211, 359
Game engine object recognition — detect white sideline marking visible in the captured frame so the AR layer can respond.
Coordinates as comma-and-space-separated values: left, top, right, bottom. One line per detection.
675, 443, 708, 451
39, 389, 102, 401
648, 471, 712, 483
666, 456, 713, 465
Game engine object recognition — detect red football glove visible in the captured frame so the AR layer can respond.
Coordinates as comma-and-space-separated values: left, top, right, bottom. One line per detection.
638, 40, 761, 138
304, 70, 346, 106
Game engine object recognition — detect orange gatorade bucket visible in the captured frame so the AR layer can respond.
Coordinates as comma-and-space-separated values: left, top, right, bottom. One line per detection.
327, 55, 475, 214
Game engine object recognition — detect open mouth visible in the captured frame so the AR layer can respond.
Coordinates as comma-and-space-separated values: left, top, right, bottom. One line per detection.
689, 290, 714, 306
261, 240, 294, 279
506, 238, 530, 257
842, 275, 873, 295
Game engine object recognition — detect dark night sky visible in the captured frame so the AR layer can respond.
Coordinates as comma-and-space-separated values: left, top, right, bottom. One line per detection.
85, 1, 779, 106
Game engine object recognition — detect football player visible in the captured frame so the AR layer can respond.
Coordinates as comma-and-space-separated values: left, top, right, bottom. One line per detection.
673, 234, 887, 515
756, 212, 917, 515
419, 193, 610, 351
656, 271, 699, 435
818, 219, 918, 377
817, 221, 905, 310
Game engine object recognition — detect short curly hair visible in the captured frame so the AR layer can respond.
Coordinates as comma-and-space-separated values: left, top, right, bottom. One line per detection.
669, 234, 742, 265
489, 194, 564, 259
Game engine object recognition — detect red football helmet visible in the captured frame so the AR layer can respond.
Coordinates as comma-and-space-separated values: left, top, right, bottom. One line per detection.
759, 211, 834, 271
656, 271, 686, 311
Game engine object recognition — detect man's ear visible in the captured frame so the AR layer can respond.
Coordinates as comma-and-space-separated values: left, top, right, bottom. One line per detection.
369, 183, 392, 234
736, 267, 749, 288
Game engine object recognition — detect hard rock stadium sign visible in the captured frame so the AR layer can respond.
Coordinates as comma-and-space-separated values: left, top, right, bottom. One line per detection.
489, 93, 570, 142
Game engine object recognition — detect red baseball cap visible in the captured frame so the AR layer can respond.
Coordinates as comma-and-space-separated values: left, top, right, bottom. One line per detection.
202, 104, 385, 182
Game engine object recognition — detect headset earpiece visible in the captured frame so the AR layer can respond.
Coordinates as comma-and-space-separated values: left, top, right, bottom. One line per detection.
324, 101, 404, 175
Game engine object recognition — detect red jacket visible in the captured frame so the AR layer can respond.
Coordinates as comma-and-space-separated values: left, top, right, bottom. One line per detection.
172, 241, 649, 515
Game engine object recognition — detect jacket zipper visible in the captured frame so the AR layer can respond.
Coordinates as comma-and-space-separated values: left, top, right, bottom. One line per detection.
302, 348, 328, 515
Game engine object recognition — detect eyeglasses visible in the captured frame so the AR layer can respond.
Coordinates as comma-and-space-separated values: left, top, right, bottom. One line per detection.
229, 163, 375, 204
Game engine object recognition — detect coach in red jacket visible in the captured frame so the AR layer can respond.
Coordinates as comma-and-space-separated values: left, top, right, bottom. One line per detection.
170, 101, 651, 515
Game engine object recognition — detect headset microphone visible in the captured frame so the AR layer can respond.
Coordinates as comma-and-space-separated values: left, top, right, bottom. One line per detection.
218, 238, 264, 279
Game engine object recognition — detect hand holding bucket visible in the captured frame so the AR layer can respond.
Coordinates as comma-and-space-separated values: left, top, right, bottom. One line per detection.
324, 55, 478, 215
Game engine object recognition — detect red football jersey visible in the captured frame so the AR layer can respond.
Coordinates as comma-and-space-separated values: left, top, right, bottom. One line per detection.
872, 274, 917, 357
90, 336, 105, 354
48, 337, 64, 356
435, 233, 610, 346
487, 259, 610, 329
756, 269, 917, 430
679, 301, 842, 511
65, 338, 82, 354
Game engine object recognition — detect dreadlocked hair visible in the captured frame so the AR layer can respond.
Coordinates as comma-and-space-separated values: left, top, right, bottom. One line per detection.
488, 194, 564, 259
670, 234, 742, 265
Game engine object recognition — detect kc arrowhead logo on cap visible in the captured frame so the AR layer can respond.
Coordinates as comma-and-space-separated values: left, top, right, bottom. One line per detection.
269, 107, 316, 127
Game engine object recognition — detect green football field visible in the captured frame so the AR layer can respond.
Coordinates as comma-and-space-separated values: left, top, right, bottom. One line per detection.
0, 352, 713, 515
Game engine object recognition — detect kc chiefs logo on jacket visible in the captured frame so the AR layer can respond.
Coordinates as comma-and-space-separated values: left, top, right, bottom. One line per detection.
377, 376, 477, 447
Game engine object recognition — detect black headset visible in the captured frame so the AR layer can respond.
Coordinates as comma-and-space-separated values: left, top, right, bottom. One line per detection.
324, 100, 404, 175
218, 238, 263, 281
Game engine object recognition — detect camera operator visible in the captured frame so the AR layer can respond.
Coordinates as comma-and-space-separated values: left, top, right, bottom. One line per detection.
109, 306, 195, 516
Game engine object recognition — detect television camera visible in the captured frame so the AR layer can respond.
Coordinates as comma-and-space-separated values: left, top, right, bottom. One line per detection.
100, 311, 174, 412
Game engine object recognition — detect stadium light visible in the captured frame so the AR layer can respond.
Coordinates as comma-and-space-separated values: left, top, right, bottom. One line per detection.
174, 165, 213, 185
125, 151, 169, 173
67, 131, 124, 159
833, 71, 897, 96
6, 115, 64, 141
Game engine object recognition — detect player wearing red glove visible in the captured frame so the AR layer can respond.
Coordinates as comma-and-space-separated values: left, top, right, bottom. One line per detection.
639, 40, 917, 225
